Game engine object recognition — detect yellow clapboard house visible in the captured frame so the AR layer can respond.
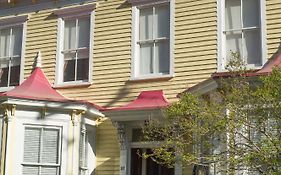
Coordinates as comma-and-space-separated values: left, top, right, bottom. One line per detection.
0, 0, 279, 175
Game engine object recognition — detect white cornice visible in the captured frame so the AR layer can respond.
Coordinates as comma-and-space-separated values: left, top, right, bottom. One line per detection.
0, 97, 104, 118
0, 14, 29, 26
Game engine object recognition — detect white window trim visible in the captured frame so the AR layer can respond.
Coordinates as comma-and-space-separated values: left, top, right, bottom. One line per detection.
54, 4, 95, 87
0, 15, 28, 91
131, 0, 175, 80
217, 0, 267, 71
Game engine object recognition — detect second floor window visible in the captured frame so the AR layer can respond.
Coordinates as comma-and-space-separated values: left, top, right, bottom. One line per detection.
63, 17, 90, 82
219, 0, 265, 70
132, 1, 174, 79
0, 25, 22, 87
54, 4, 95, 86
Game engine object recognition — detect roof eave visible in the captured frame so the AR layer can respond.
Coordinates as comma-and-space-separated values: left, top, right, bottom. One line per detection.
103, 108, 165, 121
0, 96, 104, 118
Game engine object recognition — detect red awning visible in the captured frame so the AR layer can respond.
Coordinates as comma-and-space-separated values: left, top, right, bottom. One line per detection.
104, 90, 169, 111
0, 67, 102, 110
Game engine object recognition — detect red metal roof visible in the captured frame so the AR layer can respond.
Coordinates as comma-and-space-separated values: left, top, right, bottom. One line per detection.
0, 67, 103, 110
212, 52, 281, 79
104, 90, 170, 111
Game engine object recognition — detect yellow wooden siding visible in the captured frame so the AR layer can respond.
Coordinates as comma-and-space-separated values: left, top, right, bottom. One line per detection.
266, 0, 281, 59
1, 0, 219, 174
96, 120, 120, 175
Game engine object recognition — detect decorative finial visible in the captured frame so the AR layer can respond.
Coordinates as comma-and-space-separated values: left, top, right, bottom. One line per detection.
35, 51, 42, 68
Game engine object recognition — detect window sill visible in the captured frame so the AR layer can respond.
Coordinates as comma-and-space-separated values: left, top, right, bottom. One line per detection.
53, 82, 92, 89
129, 74, 174, 82
217, 65, 262, 73
0, 86, 15, 92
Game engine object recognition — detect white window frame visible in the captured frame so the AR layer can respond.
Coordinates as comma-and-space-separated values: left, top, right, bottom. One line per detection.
217, 0, 267, 71
54, 4, 95, 87
131, 0, 175, 80
22, 125, 62, 175
0, 15, 27, 91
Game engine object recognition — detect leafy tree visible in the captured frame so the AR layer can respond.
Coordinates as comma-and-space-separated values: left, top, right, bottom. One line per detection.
142, 55, 281, 175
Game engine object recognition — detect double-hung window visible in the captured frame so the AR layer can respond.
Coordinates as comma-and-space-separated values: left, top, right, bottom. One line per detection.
218, 0, 266, 70
132, 0, 174, 79
22, 126, 61, 175
55, 4, 94, 86
63, 17, 90, 82
0, 23, 24, 88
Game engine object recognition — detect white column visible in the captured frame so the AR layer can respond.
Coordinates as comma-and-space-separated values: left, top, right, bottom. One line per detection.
113, 122, 128, 175
3, 105, 15, 175
71, 110, 81, 175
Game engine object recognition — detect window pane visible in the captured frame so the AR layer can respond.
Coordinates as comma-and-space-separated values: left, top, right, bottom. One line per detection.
225, 31, 242, 63
41, 128, 59, 164
64, 20, 76, 50
78, 17, 90, 48
155, 5, 170, 38
0, 28, 10, 58
22, 166, 39, 175
41, 167, 58, 175
130, 148, 142, 175
10, 26, 23, 56
140, 43, 153, 75
0, 61, 9, 87
23, 128, 41, 163
63, 53, 75, 82
243, 30, 262, 66
77, 58, 89, 81
9, 64, 20, 86
242, 0, 260, 28
225, 0, 241, 30
139, 8, 153, 40
155, 41, 169, 74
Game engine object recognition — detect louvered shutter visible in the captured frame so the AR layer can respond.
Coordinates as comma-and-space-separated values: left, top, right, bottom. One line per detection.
23, 128, 41, 163
42, 128, 59, 164
22, 126, 61, 175
79, 130, 88, 175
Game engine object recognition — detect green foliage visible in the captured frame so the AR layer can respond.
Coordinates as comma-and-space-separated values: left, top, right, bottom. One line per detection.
143, 57, 281, 174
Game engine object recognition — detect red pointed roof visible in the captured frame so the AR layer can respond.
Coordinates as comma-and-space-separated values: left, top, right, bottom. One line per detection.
104, 90, 170, 111
0, 67, 103, 110
1, 68, 67, 101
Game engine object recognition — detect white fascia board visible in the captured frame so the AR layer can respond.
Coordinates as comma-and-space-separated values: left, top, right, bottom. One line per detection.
0, 97, 104, 118
103, 109, 164, 122
53, 3, 96, 18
